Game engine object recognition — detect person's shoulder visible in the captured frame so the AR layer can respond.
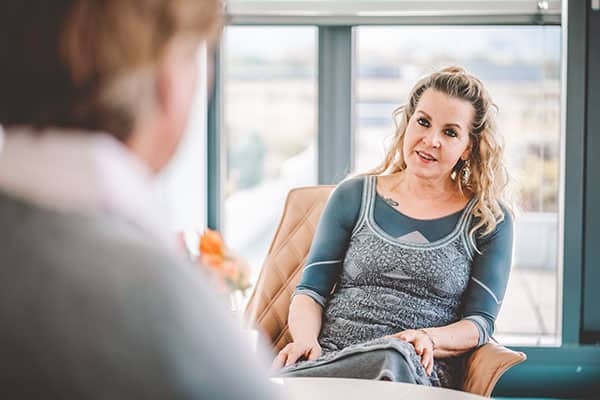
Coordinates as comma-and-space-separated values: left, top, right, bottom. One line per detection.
327, 175, 366, 208
0, 195, 196, 323
26, 210, 208, 324
333, 175, 366, 198
5, 197, 186, 283
317, 176, 367, 228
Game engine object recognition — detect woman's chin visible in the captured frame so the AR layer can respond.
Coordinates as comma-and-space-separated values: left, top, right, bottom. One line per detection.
405, 164, 442, 180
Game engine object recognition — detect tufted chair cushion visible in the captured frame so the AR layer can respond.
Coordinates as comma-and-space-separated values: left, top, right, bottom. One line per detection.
245, 186, 335, 352
245, 185, 526, 397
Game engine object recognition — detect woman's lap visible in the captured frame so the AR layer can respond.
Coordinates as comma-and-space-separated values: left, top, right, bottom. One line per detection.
280, 349, 421, 383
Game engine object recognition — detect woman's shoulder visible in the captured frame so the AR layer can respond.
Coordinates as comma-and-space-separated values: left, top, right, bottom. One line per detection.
334, 175, 367, 196
329, 176, 366, 207
332, 175, 368, 201
323, 176, 368, 226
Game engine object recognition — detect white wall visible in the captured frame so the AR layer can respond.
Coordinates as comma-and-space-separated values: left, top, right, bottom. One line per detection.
156, 45, 208, 236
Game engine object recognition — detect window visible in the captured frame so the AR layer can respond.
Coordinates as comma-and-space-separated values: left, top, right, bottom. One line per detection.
354, 26, 562, 345
221, 26, 318, 279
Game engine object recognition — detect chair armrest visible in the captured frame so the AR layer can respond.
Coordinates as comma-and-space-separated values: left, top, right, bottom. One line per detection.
462, 343, 527, 397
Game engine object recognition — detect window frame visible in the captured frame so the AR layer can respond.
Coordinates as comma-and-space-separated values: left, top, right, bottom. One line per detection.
582, 0, 600, 341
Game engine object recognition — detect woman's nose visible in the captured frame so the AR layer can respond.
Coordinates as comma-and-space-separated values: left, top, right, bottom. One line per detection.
422, 129, 442, 148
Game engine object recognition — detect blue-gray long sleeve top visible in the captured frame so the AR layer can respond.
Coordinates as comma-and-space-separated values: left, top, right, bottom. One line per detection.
294, 177, 513, 347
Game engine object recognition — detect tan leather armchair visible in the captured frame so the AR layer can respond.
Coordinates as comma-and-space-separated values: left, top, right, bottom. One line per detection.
246, 185, 526, 397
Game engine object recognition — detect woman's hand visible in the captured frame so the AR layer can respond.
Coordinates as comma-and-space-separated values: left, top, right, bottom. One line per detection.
389, 329, 435, 376
271, 340, 322, 369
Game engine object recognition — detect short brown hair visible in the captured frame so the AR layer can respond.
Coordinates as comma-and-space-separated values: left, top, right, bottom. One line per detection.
0, 0, 223, 141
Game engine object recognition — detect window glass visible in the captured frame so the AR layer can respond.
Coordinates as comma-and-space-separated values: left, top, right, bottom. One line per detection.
222, 26, 318, 281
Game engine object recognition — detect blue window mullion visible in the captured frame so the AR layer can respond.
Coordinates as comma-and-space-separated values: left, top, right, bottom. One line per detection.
318, 26, 353, 185
207, 49, 222, 230
561, 0, 587, 346
583, 0, 600, 341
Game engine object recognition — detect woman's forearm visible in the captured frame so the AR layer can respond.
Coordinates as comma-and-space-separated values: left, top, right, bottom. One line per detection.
424, 320, 480, 358
288, 294, 323, 343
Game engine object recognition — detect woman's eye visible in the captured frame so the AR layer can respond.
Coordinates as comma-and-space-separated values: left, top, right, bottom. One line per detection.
417, 118, 430, 127
444, 129, 458, 138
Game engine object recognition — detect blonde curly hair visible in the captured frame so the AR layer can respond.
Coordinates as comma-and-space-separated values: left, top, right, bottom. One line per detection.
363, 66, 512, 247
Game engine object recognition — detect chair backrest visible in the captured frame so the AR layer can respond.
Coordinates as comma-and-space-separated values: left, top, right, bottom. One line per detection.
245, 185, 334, 352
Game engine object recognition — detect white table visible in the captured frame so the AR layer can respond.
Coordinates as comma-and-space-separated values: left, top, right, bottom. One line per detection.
271, 377, 486, 400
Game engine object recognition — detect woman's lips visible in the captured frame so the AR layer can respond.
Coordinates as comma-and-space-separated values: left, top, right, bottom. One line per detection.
416, 150, 437, 162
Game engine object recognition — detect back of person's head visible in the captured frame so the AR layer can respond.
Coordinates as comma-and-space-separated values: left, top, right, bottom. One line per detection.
0, 0, 222, 143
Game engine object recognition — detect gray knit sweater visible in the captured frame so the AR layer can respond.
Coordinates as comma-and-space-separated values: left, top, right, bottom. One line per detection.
0, 192, 278, 399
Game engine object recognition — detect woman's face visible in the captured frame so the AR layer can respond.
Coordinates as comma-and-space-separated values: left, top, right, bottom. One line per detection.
402, 88, 474, 182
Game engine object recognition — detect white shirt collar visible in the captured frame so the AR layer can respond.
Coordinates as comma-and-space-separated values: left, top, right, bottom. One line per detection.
0, 126, 174, 250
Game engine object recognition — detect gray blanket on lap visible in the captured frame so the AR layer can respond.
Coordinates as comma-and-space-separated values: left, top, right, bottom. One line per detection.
280, 337, 438, 385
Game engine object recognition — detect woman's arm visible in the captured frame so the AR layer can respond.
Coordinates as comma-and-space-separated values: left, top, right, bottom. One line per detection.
271, 294, 324, 368
272, 178, 363, 368
389, 320, 479, 375
421, 319, 480, 358
293, 177, 363, 306
460, 209, 514, 347
289, 294, 323, 344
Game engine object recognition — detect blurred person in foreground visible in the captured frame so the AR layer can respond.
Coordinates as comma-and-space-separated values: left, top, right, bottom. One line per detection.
0, 1, 278, 399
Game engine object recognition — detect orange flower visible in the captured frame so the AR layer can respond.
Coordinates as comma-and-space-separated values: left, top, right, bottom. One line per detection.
199, 229, 225, 265
196, 229, 252, 295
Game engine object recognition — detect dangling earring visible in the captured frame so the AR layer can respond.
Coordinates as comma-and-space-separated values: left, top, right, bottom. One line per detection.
451, 159, 464, 181
461, 159, 471, 185
453, 159, 465, 171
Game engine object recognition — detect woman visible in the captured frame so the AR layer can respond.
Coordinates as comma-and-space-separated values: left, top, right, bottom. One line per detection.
272, 66, 513, 389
